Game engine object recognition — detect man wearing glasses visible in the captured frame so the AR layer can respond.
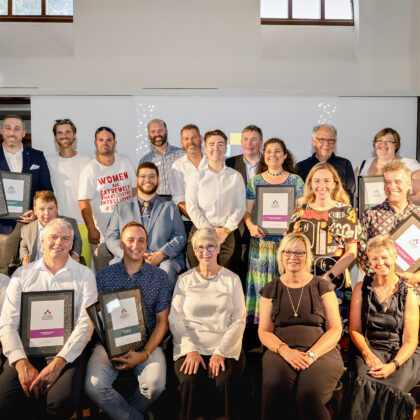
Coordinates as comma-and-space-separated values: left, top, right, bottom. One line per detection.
46, 119, 91, 266
297, 124, 355, 203
105, 162, 186, 288
78, 126, 136, 271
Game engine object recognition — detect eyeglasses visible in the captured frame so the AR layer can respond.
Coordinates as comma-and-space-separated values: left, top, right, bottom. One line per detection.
194, 244, 218, 254
282, 250, 306, 258
375, 139, 396, 145
315, 137, 336, 145
95, 126, 115, 137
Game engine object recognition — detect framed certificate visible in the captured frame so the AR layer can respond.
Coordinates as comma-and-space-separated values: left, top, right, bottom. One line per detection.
20, 290, 74, 357
0, 171, 32, 219
0, 173, 8, 217
389, 214, 420, 273
86, 301, 106, 348
254, 185, 295, 235
358, 175, 386, 214
99, 287, 148, 358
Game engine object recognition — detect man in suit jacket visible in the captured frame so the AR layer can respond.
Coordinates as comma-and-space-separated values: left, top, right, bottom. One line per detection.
225, 125, 263, 287
19, 190, 82, 264
105, 161, 186, 288
0, 114, 53, 275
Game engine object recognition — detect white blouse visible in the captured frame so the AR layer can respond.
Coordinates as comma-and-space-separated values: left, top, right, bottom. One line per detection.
169, 267, 246, 361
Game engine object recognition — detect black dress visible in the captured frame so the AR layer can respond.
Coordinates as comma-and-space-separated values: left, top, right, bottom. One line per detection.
342, 276, 420, 420
260, 276, 344, 420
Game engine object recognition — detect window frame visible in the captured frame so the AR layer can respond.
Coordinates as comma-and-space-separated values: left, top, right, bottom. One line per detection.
0, 0, 73, 22
261, 0, 354, 26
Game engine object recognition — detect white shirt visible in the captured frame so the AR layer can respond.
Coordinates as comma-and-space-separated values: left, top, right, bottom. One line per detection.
0, 273, 9, 316
169, 267, 246, 360
243, 155, 260, 182
78, 153, 136, 239
0, 257, 97, 365
47, 153, 92, 224
359, 157, 420, 175
3, 145, 23, 173
186, 163, 246, 232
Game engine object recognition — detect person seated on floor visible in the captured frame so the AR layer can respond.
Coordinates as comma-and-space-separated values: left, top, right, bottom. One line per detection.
342, 234, 420, 420
0, 218, 97, 419
20, 190, 82, 265
169, 227, 246, 420
105, 162, 186, 288
258, 232, 343, 420
85, 222, 171, 420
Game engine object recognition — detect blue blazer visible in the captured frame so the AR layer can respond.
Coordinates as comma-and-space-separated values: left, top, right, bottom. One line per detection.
105, 195, 186, 269
0, 146, 53, 234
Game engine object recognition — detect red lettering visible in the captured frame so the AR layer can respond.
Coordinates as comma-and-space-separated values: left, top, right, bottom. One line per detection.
98, 177, 106, 186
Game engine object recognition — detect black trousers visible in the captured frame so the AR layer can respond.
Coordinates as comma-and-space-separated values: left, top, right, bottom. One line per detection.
0, 349, 90, 419
186, 226, 242, 275
261, 349, 343, 420
175, 350, 245, 420
0, 222, 23, 275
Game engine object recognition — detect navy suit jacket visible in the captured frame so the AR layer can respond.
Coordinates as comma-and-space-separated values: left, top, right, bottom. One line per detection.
105, 195, 186, 269
0, 145, 53, 234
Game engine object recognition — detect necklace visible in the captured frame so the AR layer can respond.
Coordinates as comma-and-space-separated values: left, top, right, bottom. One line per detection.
373, 281, 397, 312
267, 168, 284, 177
285, 281, 305, 318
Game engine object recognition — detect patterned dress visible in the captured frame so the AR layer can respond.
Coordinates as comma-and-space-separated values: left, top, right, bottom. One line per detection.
245, 173, 304, 324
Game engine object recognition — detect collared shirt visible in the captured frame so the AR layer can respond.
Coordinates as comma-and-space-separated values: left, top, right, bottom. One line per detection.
185, 163, 246, 232
3, 145, 23, 172
243, 155, 260, 182
358, 199, 420, 273
138, 144, 185, 195
34, 221, 46, 261
0, 257, 97, 365
96, 261, 171, 336
297, 153, 355, 204
137, 195, 157, 217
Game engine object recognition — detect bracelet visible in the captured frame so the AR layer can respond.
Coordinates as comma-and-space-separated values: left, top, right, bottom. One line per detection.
276, 343, 287, 355
142, 348, 151, 360
390, 359, 400, 370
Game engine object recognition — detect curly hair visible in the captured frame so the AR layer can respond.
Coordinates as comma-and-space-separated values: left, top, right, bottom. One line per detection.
257, 138, 297, 175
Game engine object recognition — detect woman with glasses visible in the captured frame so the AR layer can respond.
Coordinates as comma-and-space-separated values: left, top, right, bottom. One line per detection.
286, 162, 358, 330
169, 227, 246, 420
343, 235, 420, 420
243, 138, 304, 326
354, 127, 420, 205
259, 233, 343, 420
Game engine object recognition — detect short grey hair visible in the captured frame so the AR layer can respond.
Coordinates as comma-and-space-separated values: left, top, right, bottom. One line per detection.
191, 227, 220, 249
312, 124, 337, 139
41, 218, 74, 241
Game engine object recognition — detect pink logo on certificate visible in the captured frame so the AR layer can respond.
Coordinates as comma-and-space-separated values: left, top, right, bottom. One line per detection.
395, 243, 415, 266
271, 200, 280, 208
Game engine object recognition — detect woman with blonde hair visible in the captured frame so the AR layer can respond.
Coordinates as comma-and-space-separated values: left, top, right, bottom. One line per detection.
343, 234, 420, 419
259, 232, 343, 420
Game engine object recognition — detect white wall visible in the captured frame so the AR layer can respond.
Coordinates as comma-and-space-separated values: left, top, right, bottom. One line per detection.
0, 0, 419, 95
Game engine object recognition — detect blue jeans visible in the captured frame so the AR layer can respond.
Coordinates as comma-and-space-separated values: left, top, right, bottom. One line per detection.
85, 344, 166, 420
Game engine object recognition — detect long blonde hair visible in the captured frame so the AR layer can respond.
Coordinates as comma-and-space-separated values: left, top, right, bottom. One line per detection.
298, 162, 350, 205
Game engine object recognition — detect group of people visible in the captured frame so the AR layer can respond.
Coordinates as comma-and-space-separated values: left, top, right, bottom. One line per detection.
0, 112, 419, 419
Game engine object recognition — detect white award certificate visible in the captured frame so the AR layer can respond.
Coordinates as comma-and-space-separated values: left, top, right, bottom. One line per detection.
109, 297, 142, 347
261, 192, 289, 229
394, 224, 420, 271
363, 181, 386, 207
29, 300, 65, 348
3, 178, 25, 213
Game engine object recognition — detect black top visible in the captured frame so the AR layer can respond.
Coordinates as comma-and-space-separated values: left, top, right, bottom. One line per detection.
260, 276, 335, 351
296, 152, 355, 204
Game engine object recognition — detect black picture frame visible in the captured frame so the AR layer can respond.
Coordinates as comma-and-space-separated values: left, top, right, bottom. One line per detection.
254, 185, 296, 235
389, 214, 420, 273
358, 175, 385, 215
99, 287, 148, 358
0, 173, 8, 217
0, 171, 32, 219
20, 290, 74, 357
86, 301, 106, 348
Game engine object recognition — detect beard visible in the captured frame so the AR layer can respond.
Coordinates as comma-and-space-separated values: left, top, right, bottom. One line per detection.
138, 183, 159, 195
150, 132, 168, 147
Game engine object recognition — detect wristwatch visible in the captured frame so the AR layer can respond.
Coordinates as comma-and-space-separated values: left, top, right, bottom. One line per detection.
327, 272, 336, 281
307, 350, 317, 362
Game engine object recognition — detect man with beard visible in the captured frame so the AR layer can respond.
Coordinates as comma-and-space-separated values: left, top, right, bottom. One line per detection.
78, 126, 136, 271
170, 124, 207, 237
105, 162, 186, 288
138, 119, 184, 199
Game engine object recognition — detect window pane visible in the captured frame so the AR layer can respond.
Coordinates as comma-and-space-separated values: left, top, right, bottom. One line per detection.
13, 0, 42, 15
261, 0, 288, 19
0, 0, 7, 15
325, 0, 352, 19
293, 0, 320, 19
47, 0, 73, 16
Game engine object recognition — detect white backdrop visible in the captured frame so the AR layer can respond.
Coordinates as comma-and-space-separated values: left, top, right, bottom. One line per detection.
31, 95, 418, 169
